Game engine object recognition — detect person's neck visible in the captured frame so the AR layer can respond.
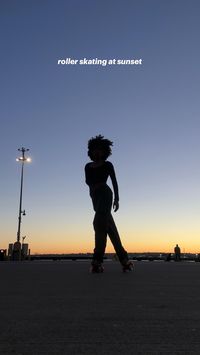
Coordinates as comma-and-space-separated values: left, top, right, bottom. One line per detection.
92, 160, 105, 167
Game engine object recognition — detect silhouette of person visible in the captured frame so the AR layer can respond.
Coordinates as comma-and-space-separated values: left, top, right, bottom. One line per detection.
174, 244, 181, 261
85, 134, 133, 272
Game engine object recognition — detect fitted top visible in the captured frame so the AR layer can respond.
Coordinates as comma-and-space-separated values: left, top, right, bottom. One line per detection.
85, 161, 119, 201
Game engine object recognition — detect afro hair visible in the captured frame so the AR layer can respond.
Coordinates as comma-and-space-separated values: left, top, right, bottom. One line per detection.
87, 134, 113, 161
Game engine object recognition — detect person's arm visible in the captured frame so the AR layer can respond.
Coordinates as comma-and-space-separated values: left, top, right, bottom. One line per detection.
85, 164, 91, 186
109, 162, 119, 212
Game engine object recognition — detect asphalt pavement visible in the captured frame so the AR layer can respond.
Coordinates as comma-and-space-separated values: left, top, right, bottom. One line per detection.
0, 260, 200, 354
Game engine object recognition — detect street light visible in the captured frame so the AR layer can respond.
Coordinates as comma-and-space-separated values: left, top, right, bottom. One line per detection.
16, 147, 31, 244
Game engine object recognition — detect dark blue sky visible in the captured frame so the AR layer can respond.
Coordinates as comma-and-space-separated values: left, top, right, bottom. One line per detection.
1, 0, 200, 253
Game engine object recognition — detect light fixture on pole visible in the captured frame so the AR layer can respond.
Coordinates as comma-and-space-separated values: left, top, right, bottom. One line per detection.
16, 147, 31, 245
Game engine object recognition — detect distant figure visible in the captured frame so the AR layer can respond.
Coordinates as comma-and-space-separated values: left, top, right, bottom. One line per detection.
85, 134, 133, 273
174, 244, 181, 261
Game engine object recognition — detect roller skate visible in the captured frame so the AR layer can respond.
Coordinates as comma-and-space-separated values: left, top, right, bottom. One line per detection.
122, 260, 134, 272
90, 260, 104, 273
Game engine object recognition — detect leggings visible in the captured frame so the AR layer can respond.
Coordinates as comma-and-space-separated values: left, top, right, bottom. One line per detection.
90, 184, 128, 263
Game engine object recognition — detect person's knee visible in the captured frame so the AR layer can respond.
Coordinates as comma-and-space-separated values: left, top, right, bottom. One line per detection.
93, 213, 109, 231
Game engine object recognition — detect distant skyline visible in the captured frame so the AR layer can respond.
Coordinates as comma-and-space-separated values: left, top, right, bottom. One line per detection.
1, 0, 200, 254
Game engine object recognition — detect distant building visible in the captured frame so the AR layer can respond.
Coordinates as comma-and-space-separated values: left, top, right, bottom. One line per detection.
22, 243, 29, 257
8, 242, 30, 260
0, 249, 7, 261
8, 244, 13, 257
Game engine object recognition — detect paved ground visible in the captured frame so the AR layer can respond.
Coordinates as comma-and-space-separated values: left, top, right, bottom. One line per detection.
0, 260, 200, 355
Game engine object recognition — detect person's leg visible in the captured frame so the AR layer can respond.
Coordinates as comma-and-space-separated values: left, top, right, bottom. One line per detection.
93, 212, 108, 263
108, 214, 128, 263
91, 186, 111, 264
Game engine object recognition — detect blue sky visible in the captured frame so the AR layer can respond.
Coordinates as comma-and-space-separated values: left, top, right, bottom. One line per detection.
1, 0, 200, 253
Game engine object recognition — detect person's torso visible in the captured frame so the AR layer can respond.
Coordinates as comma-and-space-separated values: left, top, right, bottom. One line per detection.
86, 161, 112, 186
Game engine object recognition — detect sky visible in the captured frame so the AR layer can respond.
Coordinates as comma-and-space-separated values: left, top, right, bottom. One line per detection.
1, 0, 200, 254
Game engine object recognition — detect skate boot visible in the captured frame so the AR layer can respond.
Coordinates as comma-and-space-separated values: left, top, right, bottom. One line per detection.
122, 260, 134, 272
90, 260, 104, 273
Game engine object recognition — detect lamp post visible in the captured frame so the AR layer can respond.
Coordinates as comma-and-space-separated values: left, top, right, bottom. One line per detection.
14, 148, 31, 260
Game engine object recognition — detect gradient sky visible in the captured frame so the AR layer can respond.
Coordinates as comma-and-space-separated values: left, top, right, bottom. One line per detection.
1, 0, 200, 254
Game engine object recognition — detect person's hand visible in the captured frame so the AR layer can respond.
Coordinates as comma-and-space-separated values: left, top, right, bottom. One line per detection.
113, 200, 119, 212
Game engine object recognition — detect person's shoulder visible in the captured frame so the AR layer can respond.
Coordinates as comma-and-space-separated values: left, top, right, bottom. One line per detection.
105, 161, 114, 169
85, 162, 92, 169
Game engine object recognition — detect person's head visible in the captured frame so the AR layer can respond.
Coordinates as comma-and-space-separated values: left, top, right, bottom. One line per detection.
87, 134, 113, 162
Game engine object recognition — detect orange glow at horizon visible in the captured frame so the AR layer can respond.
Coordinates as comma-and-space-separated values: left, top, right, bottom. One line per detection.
25, 231, 200, 255
3, 217, 200, 255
